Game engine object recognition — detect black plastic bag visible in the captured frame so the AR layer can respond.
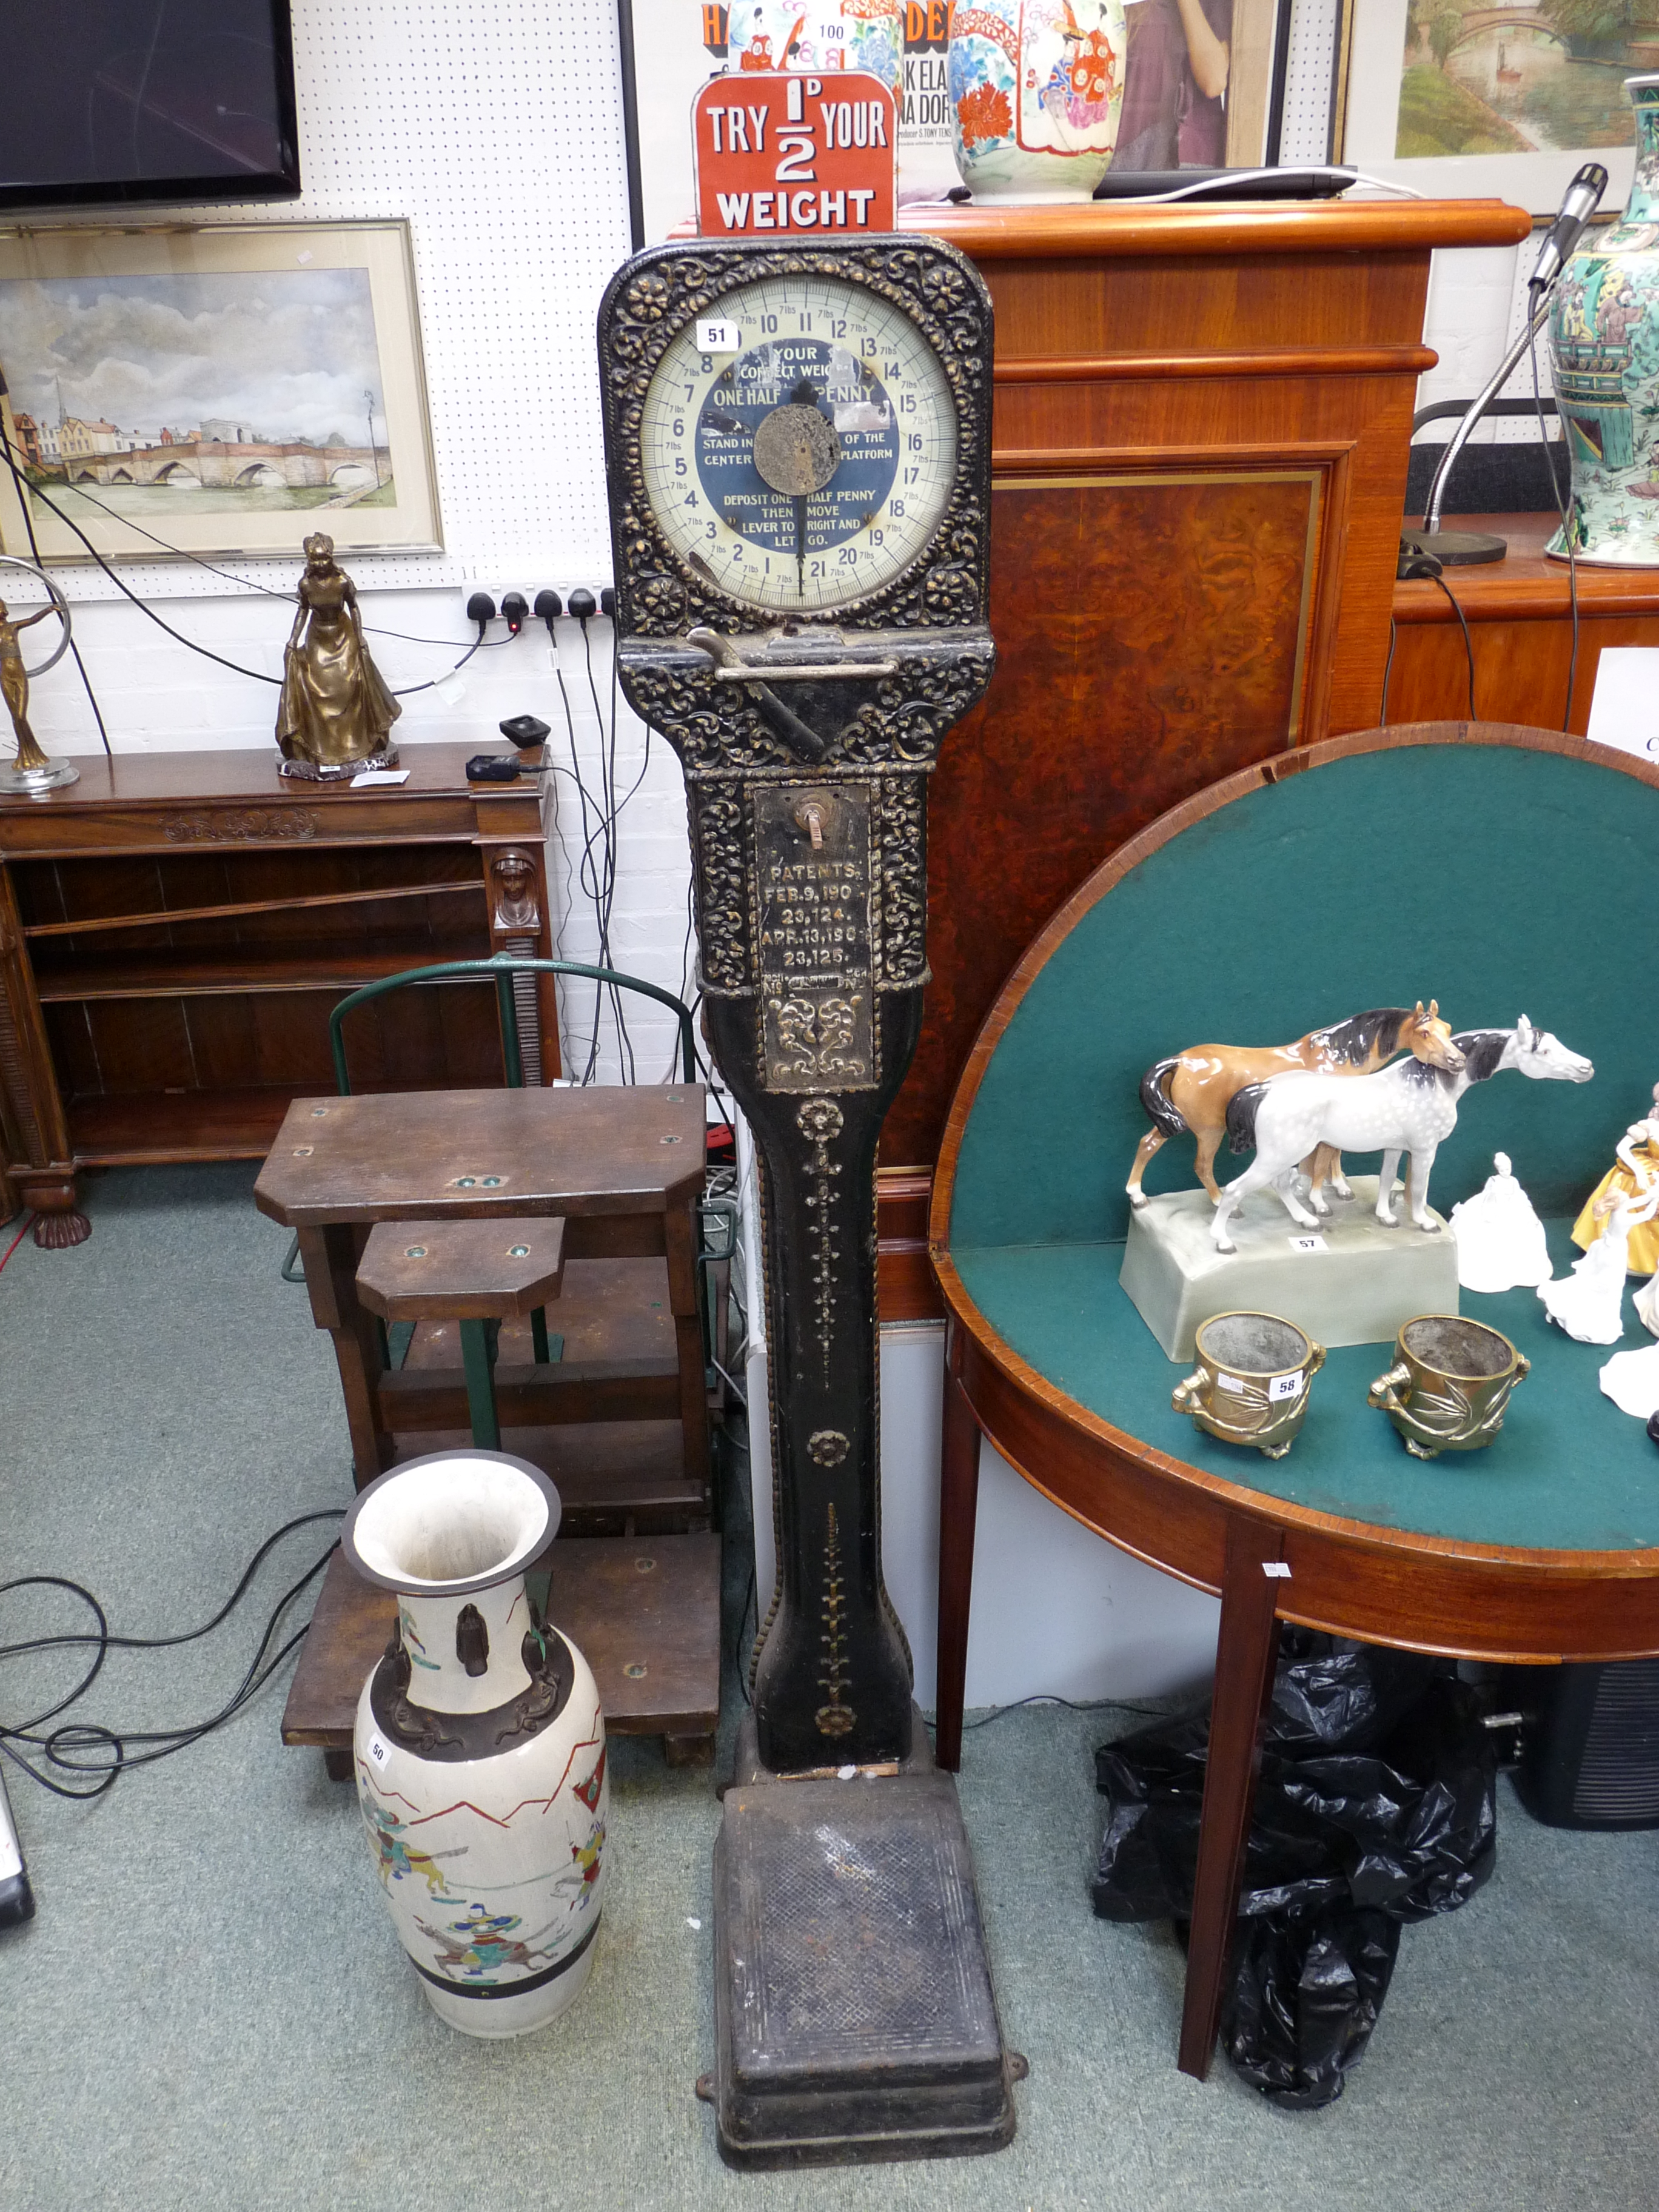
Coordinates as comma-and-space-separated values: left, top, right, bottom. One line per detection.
1093, 1633, 1496, 2108
1219, 1905, 1401, 2110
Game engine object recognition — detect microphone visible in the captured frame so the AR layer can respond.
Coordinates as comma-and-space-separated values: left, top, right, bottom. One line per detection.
1529, 163, 1609, 296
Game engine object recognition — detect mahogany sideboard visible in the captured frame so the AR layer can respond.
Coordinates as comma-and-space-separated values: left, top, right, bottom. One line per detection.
0, 743, 558, 1244
1390, 509, 1659, 730
869, 196, 1531, 1318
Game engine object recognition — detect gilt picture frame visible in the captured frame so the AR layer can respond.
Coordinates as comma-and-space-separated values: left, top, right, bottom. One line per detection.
0, 218, 441, 564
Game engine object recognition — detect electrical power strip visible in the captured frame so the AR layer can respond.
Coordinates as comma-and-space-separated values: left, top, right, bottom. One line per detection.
0, 1760, 35, 1927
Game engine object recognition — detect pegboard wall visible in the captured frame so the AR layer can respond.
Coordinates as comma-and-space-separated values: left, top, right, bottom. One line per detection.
1276, 0, 1344, 167
15, 0, 635, 602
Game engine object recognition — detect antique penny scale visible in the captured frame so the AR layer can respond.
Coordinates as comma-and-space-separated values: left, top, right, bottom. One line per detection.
599, 236, 1019, 2164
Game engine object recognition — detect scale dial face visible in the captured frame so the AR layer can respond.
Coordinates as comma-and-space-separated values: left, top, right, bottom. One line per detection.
638, 273, 957, 617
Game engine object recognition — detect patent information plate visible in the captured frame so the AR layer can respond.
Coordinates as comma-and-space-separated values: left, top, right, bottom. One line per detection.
754, 780, 877, 1093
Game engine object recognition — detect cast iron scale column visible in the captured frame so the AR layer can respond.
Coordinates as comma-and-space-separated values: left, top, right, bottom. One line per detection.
600, 236, 1019, 2166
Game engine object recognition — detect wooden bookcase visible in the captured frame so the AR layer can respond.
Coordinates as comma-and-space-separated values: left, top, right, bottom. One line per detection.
0, 744, 558, 1241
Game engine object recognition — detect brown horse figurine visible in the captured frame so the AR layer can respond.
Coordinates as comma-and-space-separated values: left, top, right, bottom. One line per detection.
1126, 1004, 1461, 1210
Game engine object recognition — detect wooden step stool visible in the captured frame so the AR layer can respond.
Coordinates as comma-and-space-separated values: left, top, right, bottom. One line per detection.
355, 1216, 567, 1450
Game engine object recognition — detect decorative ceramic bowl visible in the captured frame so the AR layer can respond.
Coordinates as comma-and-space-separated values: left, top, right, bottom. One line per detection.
948, 0, 1125, 203
1369, 1315, 1529, 1460
1171, 1310, 1325, 1459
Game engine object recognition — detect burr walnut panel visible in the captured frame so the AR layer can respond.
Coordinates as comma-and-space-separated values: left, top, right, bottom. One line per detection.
882, 467, 1321, 1175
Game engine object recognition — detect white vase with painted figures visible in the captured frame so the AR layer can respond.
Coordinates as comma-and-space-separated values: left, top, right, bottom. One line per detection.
342, 1450, 608, 2038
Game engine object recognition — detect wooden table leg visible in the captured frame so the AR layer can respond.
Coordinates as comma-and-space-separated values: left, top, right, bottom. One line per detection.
934, 1319, 983, 1774
1177, 1513, 1285, 2081
297, 1223, 392, 1487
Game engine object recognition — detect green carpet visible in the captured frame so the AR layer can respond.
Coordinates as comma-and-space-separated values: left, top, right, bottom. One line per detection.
3, 1165, 1658, 2211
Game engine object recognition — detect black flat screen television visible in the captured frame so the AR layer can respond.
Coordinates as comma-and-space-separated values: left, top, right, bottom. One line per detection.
0, 1, 300, 212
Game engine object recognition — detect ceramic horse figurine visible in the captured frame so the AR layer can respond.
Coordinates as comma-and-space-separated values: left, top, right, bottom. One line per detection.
1126, 1004, 1461, 1210
1210, 1018, 1595, 1253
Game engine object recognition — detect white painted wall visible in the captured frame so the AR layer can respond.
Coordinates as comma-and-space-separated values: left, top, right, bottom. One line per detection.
1416, 227, 1564, 449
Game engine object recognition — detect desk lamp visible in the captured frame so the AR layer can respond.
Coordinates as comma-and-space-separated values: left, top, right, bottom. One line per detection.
1401, 164, 1607, 569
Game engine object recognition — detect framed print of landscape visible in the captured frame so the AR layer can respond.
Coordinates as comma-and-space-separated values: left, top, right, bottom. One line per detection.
0, 220, 441, 564
1344, 0, 1640, 211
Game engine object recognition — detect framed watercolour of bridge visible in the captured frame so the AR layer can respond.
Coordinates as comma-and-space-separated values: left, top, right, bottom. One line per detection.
1342, 0, 1641, 212
0, 220, 441, 563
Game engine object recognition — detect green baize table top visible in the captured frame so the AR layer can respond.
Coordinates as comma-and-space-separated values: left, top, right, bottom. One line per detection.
947, 742, 1659, 1559
955, 1218, 1659, 1555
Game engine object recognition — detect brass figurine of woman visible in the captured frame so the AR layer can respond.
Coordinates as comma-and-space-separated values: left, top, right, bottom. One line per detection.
1, 593, 78, 791
276, 532, 401, 780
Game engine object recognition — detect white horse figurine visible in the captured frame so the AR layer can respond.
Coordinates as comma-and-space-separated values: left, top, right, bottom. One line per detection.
1210, 1019, 1595, 1254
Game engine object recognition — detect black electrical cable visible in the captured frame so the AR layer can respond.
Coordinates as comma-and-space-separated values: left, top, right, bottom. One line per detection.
581, 616, 635, 1083
717, 1421, 756, 1708
551, 654, 615, 1084
1532, 328, 1580, 732
0, 1508, 344, 1798
0, 435, 511, 695
1, 446, 509, 651
1380, 616, 1398, 728
732, 1566, 756, 1709
954, 1693, 1188, 1732
1427, 570, 1477, 719
4, 435, 113, 757
686, 985, 737, 1133
0, 438, 278, 685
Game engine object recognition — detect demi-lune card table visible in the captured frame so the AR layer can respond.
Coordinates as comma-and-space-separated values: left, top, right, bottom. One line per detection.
929, 723, 1659, 2079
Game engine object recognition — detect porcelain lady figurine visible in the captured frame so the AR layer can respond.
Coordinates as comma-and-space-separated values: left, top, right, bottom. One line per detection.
950, 0, 1126, 203
1547, 76, 1659, 565
1540, 1176, 1659, 1345
276, 532, 400, 780
1449, 1153, 1553, 1294
1572, 1083, 1659, 1273
1600, 1335, 1659, 1417
341, 1450, 606, 2037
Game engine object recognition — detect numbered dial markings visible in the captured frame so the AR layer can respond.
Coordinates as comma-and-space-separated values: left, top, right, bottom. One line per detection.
642, 276, 956, 614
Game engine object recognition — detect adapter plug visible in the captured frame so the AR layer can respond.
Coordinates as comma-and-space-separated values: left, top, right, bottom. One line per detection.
568, 587, 597, 621
600, 586, 616, 618
465, 591, 497, 627
501, 591, 529, 635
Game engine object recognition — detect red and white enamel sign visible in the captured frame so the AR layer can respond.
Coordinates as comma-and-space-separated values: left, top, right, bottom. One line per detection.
692, 72, 896, 238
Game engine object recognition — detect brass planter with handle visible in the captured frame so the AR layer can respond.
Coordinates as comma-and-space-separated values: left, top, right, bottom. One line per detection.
1171, 1311, 1326, 1460
1369, 1313, 1529, 1459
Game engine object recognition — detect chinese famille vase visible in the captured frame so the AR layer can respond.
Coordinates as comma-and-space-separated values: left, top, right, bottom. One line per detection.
341, 1450, 607, 2038
1548, 75, 1659, 566
726, 2, 902, 92
948, 0, 1125, 202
